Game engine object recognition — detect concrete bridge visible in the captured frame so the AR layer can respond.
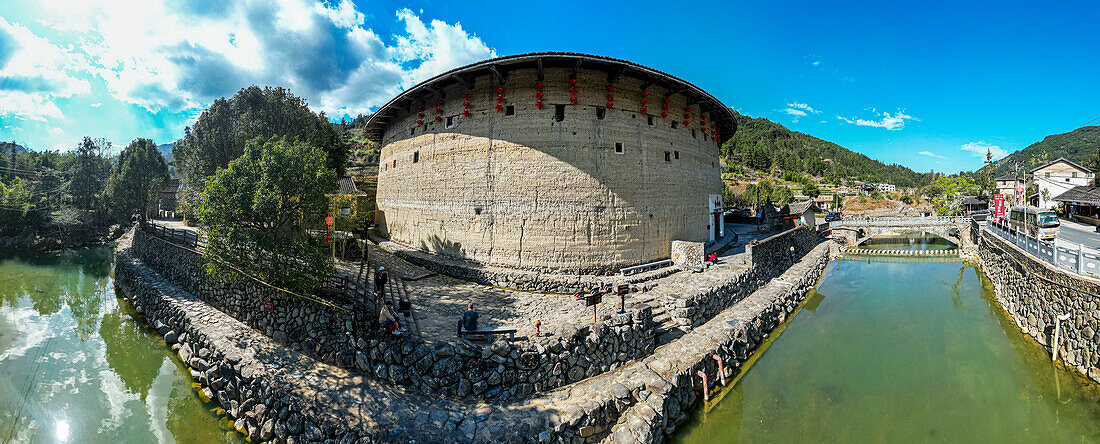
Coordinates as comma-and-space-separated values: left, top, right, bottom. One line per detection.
829, 216, 974, 247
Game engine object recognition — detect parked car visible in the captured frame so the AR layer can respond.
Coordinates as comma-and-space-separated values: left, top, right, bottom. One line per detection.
969, 209, 990, 221
825, 211, 843, 222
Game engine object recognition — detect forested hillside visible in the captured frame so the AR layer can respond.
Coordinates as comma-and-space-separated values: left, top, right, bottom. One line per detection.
722, 111, 932, 188
981, 126, 1099, 177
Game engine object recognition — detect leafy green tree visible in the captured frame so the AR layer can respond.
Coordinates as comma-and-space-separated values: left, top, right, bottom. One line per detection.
801, 182, 820, 197
105, 138, 170, 222
923, 176, 979, 215
66, 137, 111, 217
194, 138, 336, 294
770, 186, 794, 205
174, 86, 348, 208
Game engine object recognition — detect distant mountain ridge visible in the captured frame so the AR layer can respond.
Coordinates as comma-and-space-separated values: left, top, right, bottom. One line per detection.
723, 111, 931, 188
981, 126, 1100, 178
157, 143, 173, 164
0, 141, 28, 154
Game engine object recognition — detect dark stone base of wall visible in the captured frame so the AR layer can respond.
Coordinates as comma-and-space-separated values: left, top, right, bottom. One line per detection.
978, 229, 1100, 383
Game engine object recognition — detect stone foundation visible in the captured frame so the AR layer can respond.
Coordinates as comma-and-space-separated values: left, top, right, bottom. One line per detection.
978, 228, 1100, 382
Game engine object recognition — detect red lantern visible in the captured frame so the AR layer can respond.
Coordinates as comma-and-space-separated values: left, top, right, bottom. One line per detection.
570, 97, 578, 105
436, 100, 443, 106
462, 93, 470, 99
416, 119, 423, 125
536, 100, 544, 109
663, 98, 670, 104
536, 91, 543, 99
661, 111, 668, 118
569, 78, 577, 85
496, 87, 504, 94
417, 112, 424, 118
496, 95, 503, 101
536, 83, 543, 89
607, 101, 614, 108
435, 108, 442, 114
640, 107, 647, 114
435, 115, 442, 122
462, 110, 471, 117
569, 87, 577, 94
641, 91, 648, 97
606, 85, 614, 92
641, 99, 648, 106
463, 101, 470, 107
495, 104, 503, 112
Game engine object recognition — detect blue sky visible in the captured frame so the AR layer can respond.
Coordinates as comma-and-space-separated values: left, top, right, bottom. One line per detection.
1, 0, 1098, 173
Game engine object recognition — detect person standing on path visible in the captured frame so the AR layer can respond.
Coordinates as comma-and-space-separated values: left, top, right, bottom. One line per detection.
375, 266, 388, 298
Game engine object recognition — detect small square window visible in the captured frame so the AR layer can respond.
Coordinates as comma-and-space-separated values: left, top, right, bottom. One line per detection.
554, 104, 566, 122
393, 159, 397, 168
615, 142, 624, 154
647, 116, 655, 126
1073, 172, 1078, 178
691, 129, 697, 138
671, 121, 678, 129
674, 151, 680, 160
596, 107, 606, 120
664, 151, 671, 162
446, 115, 456, 128
505, 105, 515, 116
413, 151, 419, 163
410, 128, 415, 136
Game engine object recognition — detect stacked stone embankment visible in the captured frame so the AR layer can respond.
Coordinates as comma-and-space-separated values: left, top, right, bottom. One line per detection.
978, 228, 1100, 383
128, 226, 659, 401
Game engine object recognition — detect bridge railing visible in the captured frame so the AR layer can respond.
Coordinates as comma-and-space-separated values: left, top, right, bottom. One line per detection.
987, 220, 1100, 279
832, 216, 970, 227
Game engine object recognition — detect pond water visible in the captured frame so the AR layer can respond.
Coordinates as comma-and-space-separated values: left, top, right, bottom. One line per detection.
673, 256, 1100, 443
0, 248, 241, 443
856, 231, 958, 251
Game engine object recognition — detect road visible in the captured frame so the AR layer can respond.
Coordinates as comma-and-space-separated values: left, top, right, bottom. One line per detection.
1058, 217, 1100, 247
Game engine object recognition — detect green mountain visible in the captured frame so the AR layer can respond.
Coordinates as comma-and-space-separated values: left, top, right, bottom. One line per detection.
722, 111, 932, 188
0, 141, 28, 154
157, 143, 173, 164
981, 126, 1100, 178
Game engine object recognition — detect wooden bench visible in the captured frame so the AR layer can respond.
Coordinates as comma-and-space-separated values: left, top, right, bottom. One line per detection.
459, 326, 517, 343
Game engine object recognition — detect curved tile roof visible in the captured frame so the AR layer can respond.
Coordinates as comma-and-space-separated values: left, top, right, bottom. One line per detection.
363, 52, 736, 144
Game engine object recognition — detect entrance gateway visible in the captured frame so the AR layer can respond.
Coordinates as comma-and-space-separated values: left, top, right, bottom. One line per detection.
709, 194, 723, 242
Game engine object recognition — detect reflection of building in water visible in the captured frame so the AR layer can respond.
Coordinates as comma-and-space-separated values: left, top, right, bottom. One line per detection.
364, 53, 736, 273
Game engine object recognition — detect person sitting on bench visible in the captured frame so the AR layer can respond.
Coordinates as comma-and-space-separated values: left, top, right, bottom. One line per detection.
457, 303, 478, 337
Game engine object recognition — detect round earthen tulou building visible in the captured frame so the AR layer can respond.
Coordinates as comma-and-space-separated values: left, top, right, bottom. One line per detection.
365, 52, 735, 274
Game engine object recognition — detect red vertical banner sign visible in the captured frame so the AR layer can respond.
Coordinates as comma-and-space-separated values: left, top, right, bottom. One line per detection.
325, 213, 335, 243
993, 194, 1005, 221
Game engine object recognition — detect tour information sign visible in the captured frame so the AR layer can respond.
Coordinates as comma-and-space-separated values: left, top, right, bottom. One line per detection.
994, 194, 1005, 220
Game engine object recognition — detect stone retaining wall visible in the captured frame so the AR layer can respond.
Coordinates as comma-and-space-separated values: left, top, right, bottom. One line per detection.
664, 225, 819, 327
128, 228, 657, 401
130, 228, 367, 367
978, 229, 1100, 382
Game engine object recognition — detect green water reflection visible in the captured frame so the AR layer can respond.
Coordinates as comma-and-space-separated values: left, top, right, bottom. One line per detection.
674, 257, 1100, 443
0, 248, 241, 443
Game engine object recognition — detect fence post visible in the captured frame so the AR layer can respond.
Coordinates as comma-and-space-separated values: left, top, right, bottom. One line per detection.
1078, 243, 1085, 275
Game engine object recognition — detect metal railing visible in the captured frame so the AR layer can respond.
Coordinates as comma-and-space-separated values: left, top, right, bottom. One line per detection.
832, 216, 969, 227
987, 221, 1100, 279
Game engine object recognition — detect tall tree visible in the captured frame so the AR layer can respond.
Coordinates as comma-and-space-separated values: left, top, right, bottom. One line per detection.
66, 137, 111, 218
173, 86, 348, 200
106, 138, 170, 222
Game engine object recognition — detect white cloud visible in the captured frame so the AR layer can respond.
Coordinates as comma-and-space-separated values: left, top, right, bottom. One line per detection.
1, 0, 496, 126
960, 141, 1007, 160
919, 151, 947, 160
836, 109, 917, 131
783, 102, 819, 122
0, 17, 91, 121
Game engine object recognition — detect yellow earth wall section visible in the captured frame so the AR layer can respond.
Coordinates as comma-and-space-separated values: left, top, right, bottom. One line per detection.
376, 67, 722, 273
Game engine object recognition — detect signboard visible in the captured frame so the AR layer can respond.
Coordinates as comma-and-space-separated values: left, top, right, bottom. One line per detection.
993, 194, 1006, 220
1015, 185, 1025, 205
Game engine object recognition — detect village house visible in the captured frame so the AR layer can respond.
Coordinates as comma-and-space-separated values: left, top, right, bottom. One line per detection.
1030, 158, 1093, 209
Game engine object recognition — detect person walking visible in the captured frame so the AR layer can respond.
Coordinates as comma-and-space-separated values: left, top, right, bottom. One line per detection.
375, 266, 388, 298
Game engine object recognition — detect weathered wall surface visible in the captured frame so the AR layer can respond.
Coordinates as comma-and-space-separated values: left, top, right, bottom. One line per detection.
128, 227, 658, 401
661, 226, 819, 328
551, 242, 832, 443
979, 229, 1100, 383
130, 227, 366, 366
375, 66, 723, 274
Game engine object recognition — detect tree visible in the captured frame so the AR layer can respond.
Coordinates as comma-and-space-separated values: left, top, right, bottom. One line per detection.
105, 138, 170, 222
801, 182, 820, 198
173, 86, 348, 201
66, 137, 111, 217
924, 176, 978, 215
193, 138, 336, 294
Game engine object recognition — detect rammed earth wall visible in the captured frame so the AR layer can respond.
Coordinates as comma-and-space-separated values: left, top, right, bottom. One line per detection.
978, 229, 1100, 382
